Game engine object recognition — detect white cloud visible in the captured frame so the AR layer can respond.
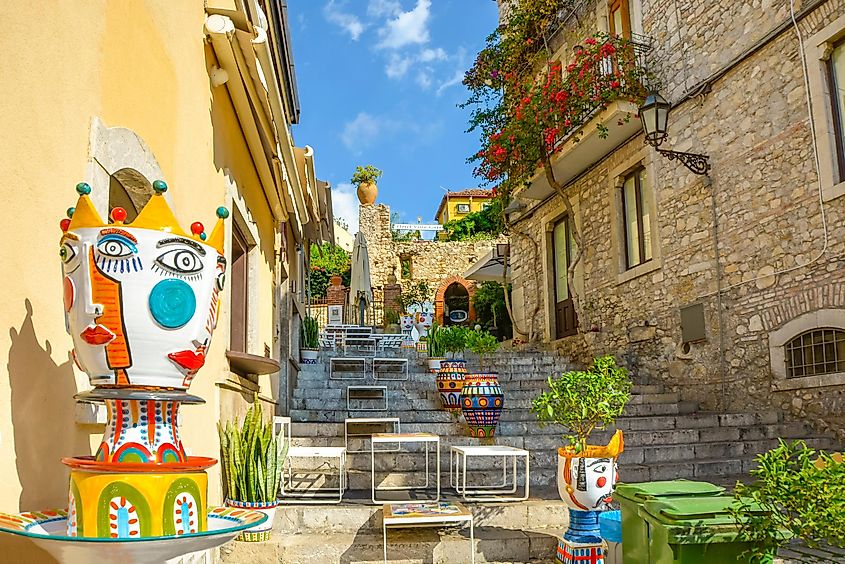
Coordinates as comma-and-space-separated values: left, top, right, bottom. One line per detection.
331, 183, 360, 235
340, 112, 385, 152
377, 0, 431, 50
385, 53, 412, 79
416, 70, 432, 89
436, 69, 465, 96
419, 47, 446, 62
323, 0, 365, 40
367, 0, 401, 18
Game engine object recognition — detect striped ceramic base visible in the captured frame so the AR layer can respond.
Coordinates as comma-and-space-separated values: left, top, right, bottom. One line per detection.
555, 539, 604, 564
238, 529, 272, 542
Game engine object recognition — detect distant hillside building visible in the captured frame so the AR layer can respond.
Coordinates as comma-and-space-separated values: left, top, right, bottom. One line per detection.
435, 188, 495, 224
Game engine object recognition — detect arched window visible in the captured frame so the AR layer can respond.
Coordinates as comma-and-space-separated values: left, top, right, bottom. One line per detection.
784, 328, 845, 378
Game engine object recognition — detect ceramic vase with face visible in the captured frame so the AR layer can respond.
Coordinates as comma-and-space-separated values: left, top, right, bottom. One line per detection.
557, 430, 624, 543
414, 311, 433, 339
436, 360, 466, 410
60, 184, 227, 390
460, 372, 504, 437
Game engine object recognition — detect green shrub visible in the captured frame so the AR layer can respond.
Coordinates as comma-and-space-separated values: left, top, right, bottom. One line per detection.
440, 326, 470, 358
466, 329, 500, 368
442, 199, 504, 241
731, 440, 845, 561
531, 355, 631, 453
351, 165, 383, 185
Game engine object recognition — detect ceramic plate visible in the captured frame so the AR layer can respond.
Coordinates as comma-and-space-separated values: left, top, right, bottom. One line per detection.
0, 506, 267, 564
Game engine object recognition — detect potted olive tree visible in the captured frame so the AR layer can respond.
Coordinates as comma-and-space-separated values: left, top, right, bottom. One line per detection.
531, 355, 631, 543
218, 402, 288, 542
461, 329, 504, 437
351, 165, 383, 205
300, 316, 320, 364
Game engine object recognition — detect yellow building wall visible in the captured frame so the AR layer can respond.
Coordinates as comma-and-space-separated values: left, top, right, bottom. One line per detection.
436, 197, 493, 224
0, 3, 279, 559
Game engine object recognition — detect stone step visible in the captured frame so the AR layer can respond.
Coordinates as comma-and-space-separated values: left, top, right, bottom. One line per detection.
292, 383, 666, 397
342, 468, 557, 490
274, 489, 567, 534
286, 437, 835, 474
290, 401, 696, 423
221, 526, 559, 564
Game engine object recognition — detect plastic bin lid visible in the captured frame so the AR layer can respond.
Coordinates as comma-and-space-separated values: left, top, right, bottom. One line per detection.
615, 480, 725, 503
599, 510, 622, 543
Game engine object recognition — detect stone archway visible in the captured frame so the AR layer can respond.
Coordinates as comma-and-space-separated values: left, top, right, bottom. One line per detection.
434, 276, 476, 326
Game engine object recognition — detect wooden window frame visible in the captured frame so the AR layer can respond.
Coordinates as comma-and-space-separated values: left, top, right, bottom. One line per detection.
551, 215, 577, 338
609, 0, 632, 39
230, 222, 250, 353
621, 166, 650, 270
828, 38, 845, 182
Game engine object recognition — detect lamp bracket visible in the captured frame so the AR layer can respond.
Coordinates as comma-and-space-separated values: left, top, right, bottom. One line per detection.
656, 148, 711, 175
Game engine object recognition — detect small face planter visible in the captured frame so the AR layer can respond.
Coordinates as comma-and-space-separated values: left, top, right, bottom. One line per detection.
227, 499, 279, 542
460, 372, 504, 437
300, 348, 319, 365
436, 360, 466, 410
557, 430, 624, 543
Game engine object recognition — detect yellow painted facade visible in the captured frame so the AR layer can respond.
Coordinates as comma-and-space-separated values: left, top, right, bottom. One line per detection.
435, 192, 495, 224
0, 2, 329, 560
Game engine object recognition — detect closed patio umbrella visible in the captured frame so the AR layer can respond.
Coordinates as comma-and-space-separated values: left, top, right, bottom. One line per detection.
349, 231, 373, 326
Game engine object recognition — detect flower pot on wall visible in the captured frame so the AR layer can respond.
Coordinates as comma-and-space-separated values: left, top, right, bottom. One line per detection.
356, 182, 378, 205
557, 430, 624, 544
300, 348, 319, 365
226, 499, 279, 542
460, 372, 503, 437
436, 360, 466, 410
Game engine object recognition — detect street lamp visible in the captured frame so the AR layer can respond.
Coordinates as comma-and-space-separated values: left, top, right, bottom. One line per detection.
640, 90, 710, 175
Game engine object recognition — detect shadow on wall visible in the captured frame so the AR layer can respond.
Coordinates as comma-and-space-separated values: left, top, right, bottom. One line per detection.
8, 299, 92, 511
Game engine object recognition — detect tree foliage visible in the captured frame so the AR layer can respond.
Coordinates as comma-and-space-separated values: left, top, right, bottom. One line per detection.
472, 281, 512, 338
442, 199, 505, 241
397, 281, 432, 313
531, 355, 631, 453
309, 243, 351, 298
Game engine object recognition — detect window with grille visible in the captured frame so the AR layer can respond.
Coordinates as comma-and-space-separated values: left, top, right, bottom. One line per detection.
784, 328, 845, 378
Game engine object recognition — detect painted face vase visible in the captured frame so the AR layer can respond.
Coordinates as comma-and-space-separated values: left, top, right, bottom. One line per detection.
60, 181, 227, 390
557, 430, 624, 544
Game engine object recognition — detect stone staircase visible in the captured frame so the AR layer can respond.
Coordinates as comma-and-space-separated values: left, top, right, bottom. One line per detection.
221, 350, 838, 563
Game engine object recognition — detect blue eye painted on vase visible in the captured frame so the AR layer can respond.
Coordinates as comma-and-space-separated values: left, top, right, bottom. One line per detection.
96, 234, 138, 258
95, 233, 142, 273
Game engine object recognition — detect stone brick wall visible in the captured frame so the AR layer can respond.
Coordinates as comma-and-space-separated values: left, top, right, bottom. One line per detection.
359, 204, 505, 317
506, 0, 845, 438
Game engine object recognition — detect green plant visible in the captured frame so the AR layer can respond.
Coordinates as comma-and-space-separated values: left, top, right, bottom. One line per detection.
472, 281, 512, 338
531, 355, 631, 453
397, 281, 432, 313
466, 329, 500, 368
351, 165, 383, 186
383, 309, 400, 327
217, 402, 288, 503
440, 326, 470, 359
301, 316, 319, 349
730, 440, 845, 561
427, 320, 446, 357
442, 200, 504, 241
309, 243, 350, 298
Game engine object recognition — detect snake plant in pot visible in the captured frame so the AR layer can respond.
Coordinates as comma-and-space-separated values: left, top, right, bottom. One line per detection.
218, 402, 288, 542
300, 316, 320, 364
426, 320, 447, 373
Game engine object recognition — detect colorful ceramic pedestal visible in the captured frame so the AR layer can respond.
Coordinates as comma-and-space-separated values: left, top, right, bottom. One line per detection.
436, 360, 467, 411
555, 538, 605, 564
460, 373, 504, 437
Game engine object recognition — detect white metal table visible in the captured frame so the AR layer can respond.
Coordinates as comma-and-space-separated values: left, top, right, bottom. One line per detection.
450, 445, 530, 502
382, 502, 474, 564
345, 417, 400, 453
282, 445, 347, 504
371, 432, 440, 504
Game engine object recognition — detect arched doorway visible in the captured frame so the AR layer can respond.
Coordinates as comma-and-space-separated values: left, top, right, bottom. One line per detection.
434, 276, 476, 326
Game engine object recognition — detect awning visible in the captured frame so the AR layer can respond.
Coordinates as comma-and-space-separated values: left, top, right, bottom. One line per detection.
464, 243, 510, 282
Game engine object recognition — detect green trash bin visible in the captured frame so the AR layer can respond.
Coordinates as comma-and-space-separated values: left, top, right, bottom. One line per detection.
639, 495, 781, 563
615, 480, 725, 564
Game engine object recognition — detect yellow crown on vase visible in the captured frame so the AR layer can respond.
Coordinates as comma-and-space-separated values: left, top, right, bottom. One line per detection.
62, 181, 227, 255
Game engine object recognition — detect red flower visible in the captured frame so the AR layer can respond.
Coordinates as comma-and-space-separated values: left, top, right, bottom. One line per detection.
584, 37, 597, 46
610, 80, 620, 89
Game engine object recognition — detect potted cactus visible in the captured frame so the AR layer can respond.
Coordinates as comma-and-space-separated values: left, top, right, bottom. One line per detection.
300, 316, 320, 364
218, 402, 288, 542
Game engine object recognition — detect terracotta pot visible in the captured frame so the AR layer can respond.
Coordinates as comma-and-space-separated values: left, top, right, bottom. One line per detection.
227, 499, 279, 542
460, 372, 503, 437
330, 275, 342, 286
356, 181, 378, 205
436, 360, 466, 410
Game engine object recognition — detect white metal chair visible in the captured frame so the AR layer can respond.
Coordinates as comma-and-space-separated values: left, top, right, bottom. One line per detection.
276, 416, 347, 504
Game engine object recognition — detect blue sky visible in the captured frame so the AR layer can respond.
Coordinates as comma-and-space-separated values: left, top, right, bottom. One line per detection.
289, 0, 499, 234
